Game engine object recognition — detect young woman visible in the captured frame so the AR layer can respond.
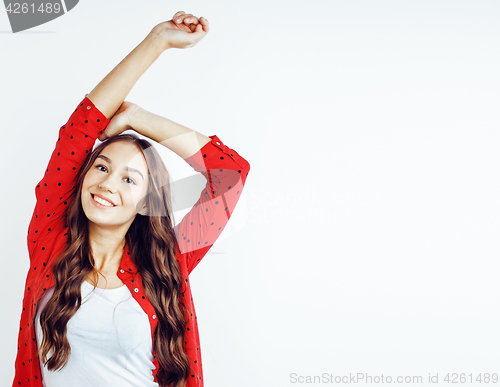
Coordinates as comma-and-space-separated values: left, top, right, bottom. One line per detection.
13, 11, 250, 387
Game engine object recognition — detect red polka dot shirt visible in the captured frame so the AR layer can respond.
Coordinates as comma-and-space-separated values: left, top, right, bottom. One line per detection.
13, 96, 250, 387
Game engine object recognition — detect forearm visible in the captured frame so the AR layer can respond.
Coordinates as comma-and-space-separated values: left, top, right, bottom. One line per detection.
87, 32, 165, 119
131, 107, 211, 159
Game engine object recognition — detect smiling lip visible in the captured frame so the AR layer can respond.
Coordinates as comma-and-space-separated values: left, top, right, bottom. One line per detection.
91, 193, 116, 208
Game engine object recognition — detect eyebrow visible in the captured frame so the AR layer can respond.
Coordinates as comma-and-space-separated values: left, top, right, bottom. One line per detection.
96, 155, 145, 180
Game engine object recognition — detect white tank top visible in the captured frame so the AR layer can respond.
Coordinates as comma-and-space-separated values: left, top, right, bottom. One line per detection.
35, 281, 158, 387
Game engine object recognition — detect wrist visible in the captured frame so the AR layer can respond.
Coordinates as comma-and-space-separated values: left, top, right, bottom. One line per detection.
129, 106, 148, 136
146, 28, 172, 52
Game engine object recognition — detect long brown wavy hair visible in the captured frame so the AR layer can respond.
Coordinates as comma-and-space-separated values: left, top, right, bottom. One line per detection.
38, 133, 190, 387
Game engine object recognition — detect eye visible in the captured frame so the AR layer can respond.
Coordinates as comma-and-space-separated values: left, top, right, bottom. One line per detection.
96, 164, 107, 172
124, 177, 136, 185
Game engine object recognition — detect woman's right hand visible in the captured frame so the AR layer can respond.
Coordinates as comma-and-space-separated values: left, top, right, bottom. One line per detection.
149, 11, 210, 51
98, 101, 141, 141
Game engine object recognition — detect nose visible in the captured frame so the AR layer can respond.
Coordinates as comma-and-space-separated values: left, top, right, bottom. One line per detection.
98, 175, 118, 194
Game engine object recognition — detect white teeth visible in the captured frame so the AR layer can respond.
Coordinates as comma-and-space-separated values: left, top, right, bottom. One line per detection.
93, 195, 114, 207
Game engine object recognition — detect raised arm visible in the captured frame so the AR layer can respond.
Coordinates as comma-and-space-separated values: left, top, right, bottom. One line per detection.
93, 12, 212, 159
175, 135, 250, 274
84, 13, 246, 274
88, 11, 210, 120
123, 106, 212, 159
106, 103, 250, 273
27, 11, 210, 260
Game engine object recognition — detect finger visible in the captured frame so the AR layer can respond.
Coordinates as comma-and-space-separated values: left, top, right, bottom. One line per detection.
194, 23, 203, 34
173, 11, 185, 24
198, 17, 209, 32
184, 16, 199, 25
200, 17, 209, 29
175, 13, 193, 24
173, 11, 185, 19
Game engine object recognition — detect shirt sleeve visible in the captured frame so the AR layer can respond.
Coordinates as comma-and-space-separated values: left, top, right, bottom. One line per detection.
174, 135, 250, 274
27, 97, 110, 259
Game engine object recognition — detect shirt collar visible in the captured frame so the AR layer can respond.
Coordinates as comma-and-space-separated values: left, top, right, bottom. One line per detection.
119, 243, 138, 274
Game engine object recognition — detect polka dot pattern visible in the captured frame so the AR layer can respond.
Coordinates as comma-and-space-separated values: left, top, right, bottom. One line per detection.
175, 135, 250, 274
13, 96, 110, 387
14, 97, 251, 387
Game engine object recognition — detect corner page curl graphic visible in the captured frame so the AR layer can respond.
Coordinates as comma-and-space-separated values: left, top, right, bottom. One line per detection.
3, 0, 79, 33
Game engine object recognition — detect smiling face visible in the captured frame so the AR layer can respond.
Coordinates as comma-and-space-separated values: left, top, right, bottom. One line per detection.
81, 141, 149, 231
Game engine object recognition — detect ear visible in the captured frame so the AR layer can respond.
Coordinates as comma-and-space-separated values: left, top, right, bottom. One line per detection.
137, 195, 148, 216
138, 205, 148, 216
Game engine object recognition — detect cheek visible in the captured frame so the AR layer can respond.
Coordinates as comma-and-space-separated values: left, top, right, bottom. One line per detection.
81, 172, 97, 201
129, 186, 146, 206
80, 182, 90, 206
82, 170, 97, 188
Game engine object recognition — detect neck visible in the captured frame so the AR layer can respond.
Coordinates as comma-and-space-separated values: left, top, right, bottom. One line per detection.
88, 222, 128, 270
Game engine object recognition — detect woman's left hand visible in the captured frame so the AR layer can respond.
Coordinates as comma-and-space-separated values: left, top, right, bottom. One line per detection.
98, 101, 141, 141
149, 11, 210, 51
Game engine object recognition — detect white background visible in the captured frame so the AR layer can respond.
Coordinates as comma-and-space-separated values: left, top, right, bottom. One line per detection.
1, 0, 500, 386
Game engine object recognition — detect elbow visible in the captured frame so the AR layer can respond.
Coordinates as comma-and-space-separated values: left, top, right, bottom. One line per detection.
238, 158, 250, 183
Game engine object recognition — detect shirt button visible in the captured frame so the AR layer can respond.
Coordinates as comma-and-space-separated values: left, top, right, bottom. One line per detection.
216, 142, 220, 145
152, 315, 156, 319
134, 288, 139, 293
120, 269, 125, 273
86, 106, 91, 110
